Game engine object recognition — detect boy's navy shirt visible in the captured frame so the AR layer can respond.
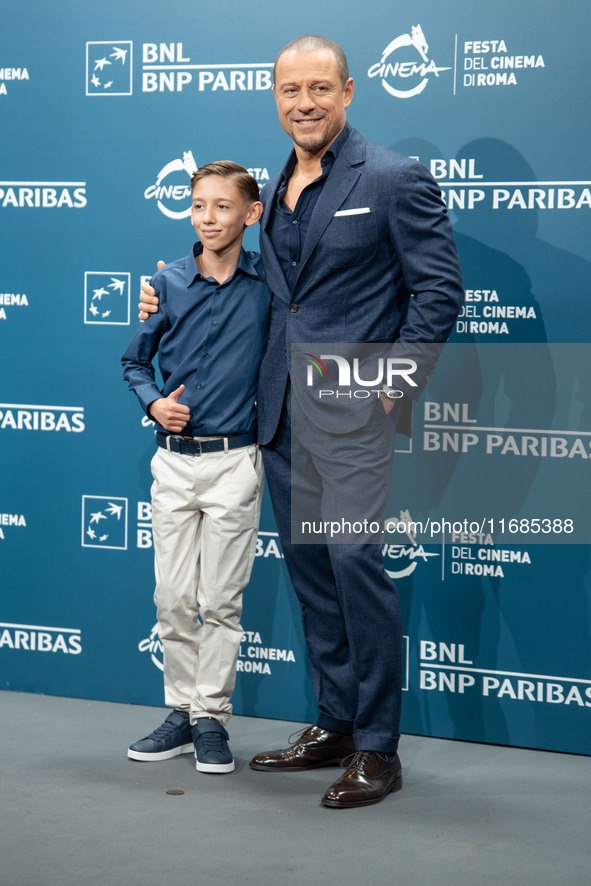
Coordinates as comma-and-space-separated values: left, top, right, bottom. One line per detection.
122, 242, 271, 437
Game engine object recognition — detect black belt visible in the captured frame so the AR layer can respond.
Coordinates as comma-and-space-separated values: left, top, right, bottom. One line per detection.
156, 430, 256, 456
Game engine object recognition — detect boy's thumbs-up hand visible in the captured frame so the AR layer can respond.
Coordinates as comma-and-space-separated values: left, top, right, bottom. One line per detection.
168, 384, 186, 402
148, 384, 191, 433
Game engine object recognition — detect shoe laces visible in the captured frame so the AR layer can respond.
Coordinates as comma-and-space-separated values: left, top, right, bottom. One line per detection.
149, 721, 176, 739
340, 751, 390, 771
198, 730, 227, 753
149, 719, 180, 740
287, 725, 315, 745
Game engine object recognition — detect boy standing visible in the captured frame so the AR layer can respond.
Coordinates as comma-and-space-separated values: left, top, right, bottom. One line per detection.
122, 162, 270, 773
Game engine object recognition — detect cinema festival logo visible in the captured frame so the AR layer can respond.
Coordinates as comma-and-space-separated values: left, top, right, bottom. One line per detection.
383, 510, 439, 578
144, 150, 197, 220
368, 25, 451, 98
138, 622, 164, 671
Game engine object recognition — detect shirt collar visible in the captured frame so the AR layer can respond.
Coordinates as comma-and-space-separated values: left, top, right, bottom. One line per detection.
278, 121, 352, 185
184, 242, 261, 287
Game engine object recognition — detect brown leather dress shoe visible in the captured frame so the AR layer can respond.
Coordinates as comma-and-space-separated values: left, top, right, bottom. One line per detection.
249, 725, 356, 771
321, 750, 402, 807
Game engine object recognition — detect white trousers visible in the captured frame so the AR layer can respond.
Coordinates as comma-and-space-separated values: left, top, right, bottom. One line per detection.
150, 443, 263, 725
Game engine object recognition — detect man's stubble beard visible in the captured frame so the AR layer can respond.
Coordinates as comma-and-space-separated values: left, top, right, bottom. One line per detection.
287, 116, 340, 156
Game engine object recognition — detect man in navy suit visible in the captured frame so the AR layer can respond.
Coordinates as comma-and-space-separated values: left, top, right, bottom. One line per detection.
140, 35, 464, 808
247, 36, 463, 808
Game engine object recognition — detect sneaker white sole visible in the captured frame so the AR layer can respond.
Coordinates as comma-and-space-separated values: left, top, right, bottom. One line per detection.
195, 757, 235, 773
127, 742, 194, 762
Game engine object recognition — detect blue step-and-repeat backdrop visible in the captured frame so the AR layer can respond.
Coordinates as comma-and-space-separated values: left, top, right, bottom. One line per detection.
1, 0, 590, 755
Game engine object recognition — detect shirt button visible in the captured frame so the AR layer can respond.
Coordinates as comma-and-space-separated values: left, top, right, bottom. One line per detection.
212, 320, 217, 325
291, 261, 297, 267
203, 353, 209, 358
290, 304, 299, 313
292, 220, 298, 225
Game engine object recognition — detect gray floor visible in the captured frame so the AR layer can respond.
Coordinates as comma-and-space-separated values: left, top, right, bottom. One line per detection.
1, 692, 589, 886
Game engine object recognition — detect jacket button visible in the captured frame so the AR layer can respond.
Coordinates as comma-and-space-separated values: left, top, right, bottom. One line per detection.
289, 304, 299, 313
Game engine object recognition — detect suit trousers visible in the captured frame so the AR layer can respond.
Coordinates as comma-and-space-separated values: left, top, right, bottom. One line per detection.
150, 444, 263, 725
262, 390, 403, 753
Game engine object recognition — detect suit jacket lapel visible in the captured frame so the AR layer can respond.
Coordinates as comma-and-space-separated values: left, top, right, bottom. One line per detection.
259, 176, 292, 305
294, 128, 366, 289
260, 127, 367, 301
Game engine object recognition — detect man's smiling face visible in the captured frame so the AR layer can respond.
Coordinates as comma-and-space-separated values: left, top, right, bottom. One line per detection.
273, 48, 354, 157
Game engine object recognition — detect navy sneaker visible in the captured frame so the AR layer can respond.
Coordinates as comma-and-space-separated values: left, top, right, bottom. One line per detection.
192, 718, 235, 773
128, 710, 193, 761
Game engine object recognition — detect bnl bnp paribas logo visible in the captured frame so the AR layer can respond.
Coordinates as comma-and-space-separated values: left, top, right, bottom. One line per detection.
86, 43, 133, 96
84, 272, 130, 325
86, 40, 273, 96
81, 496, 128, 550
368, 25, 451, 98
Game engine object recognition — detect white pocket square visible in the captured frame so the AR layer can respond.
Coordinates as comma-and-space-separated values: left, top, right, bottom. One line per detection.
333, 207, 371, 217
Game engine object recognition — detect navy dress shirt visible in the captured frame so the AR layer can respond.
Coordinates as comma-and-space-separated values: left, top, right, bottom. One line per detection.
268, 123, 351, 292
122, 243, 270, 437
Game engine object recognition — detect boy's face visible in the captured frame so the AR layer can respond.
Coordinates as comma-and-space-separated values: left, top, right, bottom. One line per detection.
190, 176, 261, 255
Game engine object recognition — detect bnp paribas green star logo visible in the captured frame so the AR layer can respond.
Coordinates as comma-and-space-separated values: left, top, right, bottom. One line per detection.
86, 42, 133, 96
81, 496, 128, 549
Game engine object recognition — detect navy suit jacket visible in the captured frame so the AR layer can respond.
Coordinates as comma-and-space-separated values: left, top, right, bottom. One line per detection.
256, 125, 464, 444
